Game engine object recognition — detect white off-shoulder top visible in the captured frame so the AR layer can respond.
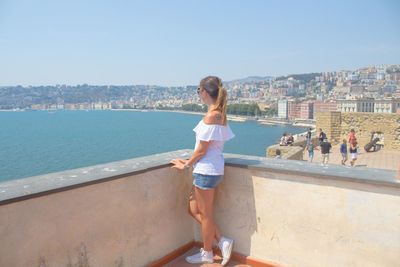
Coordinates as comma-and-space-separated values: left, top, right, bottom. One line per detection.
192, 120, 235, 175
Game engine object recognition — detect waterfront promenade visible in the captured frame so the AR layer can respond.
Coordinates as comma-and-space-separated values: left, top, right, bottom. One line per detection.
307, 144, 400, 171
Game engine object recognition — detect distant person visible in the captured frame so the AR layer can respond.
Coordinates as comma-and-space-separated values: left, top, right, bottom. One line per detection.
286, 133, 294, 146
275, 149, 282, 159
279, 133, 287, 146
365, 131, 383, 152
349, 142, 358, 167
306, 128, 312, 145
348, 129, 357, 147
305, 142, 318, 163
170, 76, 234, 265
340, 139, 348, 165
320, 138, 332, 166
319, 128, 327, 145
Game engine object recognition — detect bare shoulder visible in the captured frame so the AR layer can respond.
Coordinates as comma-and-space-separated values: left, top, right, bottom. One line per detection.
204, 110, 223, 125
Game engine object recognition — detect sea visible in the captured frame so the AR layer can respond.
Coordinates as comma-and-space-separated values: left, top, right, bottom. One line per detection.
0, 110, 307, 182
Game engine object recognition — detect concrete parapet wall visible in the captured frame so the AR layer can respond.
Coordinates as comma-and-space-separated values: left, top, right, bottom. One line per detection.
1, 151, 399, 267
266, 144, 304, 160
0, 151, 194, 267
266, 138, 319, 160
220, 154, 400, 267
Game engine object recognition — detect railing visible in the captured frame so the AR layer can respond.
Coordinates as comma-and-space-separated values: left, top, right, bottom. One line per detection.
1, 150, 399, 267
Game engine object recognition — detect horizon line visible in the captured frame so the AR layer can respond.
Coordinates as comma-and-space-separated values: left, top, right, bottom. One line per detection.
1, 63, 399, 87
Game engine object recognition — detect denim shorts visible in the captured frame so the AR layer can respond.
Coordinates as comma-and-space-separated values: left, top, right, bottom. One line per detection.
193, 173, 223, 190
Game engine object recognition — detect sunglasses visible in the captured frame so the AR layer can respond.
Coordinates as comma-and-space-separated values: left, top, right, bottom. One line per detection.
197, 87, 201, 94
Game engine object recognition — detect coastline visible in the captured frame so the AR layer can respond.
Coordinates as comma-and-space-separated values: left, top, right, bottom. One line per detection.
0, 108, 316, 127
111, 109, 250, 122
258, 118, 315, 128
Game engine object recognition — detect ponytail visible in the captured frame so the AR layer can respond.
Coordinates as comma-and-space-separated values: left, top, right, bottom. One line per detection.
213, 83, 228, 125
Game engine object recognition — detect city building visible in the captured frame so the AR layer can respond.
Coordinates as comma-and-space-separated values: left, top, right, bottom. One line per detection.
337, 98, 375, 113
374, 99, 400, 113
313, 100, 338, 118
278, 99, 288, 119
287, 100, 300, 120
299, 101, 314, 119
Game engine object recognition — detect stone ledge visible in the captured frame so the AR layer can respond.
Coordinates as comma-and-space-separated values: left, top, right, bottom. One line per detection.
0, 149, 192, 204
224, 153, 399, 189
1, 150, 399, 205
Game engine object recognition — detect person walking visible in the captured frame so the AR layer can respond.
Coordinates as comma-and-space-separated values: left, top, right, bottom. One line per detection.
320, 138, 332, 166
306, 128, 312, 146
305, 142, 318, 162
348, 129, 357, 147
170, 76, 235, 265
340, 139, 348, 165
349, 142, 358, 167
318, 128, 326, 146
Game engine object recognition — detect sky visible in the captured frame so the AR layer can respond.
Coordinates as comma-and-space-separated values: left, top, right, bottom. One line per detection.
0, 0, 399, 86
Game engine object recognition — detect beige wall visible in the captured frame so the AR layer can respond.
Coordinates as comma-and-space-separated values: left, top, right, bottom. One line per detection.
315, 111, 342, 144
316, 111, 400, 150
340, 112, 400, 151
0, 168, 193, 267
1, 156, 399, 267
266, 144, 304, 160
266, 138, 319, 160
210, 166, 400, 267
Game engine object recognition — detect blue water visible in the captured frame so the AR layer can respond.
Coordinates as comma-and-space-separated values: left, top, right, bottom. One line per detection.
0, 110, 306, 181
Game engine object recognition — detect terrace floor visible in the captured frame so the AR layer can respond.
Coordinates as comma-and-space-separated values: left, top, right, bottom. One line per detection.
163, 247, 251, 267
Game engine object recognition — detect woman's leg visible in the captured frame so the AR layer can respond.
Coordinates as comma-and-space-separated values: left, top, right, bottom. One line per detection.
188, 187, 202, 222
194, 187, 220, 251
188, 186, 221, 242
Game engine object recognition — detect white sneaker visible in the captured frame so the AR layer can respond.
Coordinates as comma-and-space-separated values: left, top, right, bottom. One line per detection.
185, 248, 214, 264
219, 237, 233, 265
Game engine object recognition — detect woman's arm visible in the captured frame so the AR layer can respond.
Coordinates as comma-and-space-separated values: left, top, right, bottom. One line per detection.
186, 140, 209, 166
171, 112, 220, 170
170, 140, 210, 170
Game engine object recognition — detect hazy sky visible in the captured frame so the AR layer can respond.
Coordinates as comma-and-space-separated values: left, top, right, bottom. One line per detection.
0, 0, 399, 86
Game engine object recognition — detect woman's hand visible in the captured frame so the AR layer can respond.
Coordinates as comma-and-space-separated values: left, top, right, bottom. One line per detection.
170, 158, 188, 170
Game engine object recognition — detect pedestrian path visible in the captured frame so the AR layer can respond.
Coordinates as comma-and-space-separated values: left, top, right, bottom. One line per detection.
304, 145, 400, 171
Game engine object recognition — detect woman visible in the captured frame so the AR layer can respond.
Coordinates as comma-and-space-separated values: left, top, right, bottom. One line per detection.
170, 76, 235, 265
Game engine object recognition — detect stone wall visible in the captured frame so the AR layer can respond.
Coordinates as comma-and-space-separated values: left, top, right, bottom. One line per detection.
340, 112, 400, 151
266, 137, 319, 160
315, 111, 342, 144
266, 144, 304, 160
316, 112, 400, 151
